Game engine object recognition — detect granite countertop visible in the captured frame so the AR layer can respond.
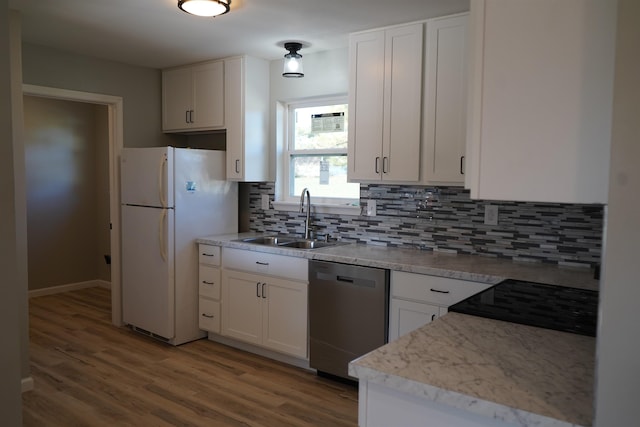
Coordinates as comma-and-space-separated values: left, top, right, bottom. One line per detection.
197, 232, 598, 290
349, 313, 596, 427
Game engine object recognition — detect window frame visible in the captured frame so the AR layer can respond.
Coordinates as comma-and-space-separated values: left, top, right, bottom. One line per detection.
280, 96, 359, 207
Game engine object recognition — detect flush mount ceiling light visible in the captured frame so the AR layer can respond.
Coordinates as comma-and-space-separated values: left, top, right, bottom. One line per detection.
282, 42, 304, 78
178, 0, 231, 17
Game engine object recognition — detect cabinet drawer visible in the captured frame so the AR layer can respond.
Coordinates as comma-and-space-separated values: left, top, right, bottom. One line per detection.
391, 271, 491, 307
199, 265, 221, 299
199, 244, 221, 266
199, 298, 220, 333
223, 247, 308, 282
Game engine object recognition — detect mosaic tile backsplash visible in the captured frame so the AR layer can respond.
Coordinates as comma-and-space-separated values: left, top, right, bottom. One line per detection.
247, 183, 603, 268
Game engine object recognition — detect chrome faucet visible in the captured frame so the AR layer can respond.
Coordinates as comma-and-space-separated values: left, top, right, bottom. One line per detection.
299, 188, 311, 240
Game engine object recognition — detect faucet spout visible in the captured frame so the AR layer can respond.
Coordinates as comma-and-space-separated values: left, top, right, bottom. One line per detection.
299, 188, 311, 240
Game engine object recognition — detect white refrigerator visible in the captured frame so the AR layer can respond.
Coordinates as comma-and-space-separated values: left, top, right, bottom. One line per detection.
120, 147, 237, 345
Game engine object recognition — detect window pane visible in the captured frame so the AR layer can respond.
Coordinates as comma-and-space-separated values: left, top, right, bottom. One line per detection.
294, 104, 348, 150
290, 154, 359, 200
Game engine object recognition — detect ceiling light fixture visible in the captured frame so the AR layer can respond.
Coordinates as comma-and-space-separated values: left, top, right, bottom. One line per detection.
178, 0, 231, 17
282, 42, 304, 78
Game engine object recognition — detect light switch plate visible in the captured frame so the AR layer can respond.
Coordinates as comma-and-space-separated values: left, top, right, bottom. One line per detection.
261, 194, 270, 210
484, 205, 499, 225
367, 200, 377, 216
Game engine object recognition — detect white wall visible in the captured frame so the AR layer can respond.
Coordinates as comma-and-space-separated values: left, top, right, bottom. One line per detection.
594, 0, 640, 425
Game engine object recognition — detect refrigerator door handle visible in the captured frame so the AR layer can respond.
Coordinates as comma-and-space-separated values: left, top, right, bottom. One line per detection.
159, 154, 168, 208
158, 209, 167, 262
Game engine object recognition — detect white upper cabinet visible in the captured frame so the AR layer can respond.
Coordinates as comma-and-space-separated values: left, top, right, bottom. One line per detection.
348, 23, 423, 182
465, 0, 616, 204
224, 56, 270, 182
162, 60, 224, 132
422, 14, 469, 185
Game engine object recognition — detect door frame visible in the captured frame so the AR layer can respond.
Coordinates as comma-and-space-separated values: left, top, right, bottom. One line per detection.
23, 84, 124, 326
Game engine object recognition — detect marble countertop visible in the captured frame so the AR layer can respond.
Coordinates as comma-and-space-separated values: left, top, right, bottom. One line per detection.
349, 313, 595, 427
197, 232, 598, 290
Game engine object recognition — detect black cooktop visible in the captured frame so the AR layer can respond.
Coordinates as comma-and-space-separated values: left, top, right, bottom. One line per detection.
449, 279, 599, 337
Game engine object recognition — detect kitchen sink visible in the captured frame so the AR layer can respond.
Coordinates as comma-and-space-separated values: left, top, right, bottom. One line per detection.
239, 236, 297, 246
278, 240, 334, 249
235, 236, 345, 250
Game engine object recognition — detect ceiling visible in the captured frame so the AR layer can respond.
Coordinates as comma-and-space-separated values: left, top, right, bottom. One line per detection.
10, 0, 470, 69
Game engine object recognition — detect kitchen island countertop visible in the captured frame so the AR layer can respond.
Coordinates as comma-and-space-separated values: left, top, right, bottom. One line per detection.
349, 312, 595, 427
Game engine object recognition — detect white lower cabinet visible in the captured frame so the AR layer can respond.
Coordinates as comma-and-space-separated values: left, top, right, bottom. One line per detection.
390, 299, 443, 340
220, 248, 309, 359
389, 271, 491, 341
198, 244, 222, 334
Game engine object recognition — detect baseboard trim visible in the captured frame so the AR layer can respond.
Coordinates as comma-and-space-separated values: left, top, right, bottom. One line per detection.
206, 333, 311, 371
21, 376, 34, 393
29, 279, 111, 298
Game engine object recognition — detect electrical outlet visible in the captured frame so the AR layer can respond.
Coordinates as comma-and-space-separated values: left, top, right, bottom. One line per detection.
261, 194, 270, 210
367, 200, 377, 217
484, 205, 499, 225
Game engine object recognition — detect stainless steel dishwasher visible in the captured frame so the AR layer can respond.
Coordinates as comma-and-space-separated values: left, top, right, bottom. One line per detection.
309, 260, 389, 381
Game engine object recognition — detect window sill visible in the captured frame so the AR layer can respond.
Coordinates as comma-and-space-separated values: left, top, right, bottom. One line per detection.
271, 201, 361, 216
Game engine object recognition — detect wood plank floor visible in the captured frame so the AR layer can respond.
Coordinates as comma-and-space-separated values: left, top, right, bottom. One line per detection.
23, 287, 358, 426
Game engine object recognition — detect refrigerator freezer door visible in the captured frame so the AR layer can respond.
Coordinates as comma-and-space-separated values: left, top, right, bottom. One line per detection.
122, 204, 175, 339
121, 147, 174, 208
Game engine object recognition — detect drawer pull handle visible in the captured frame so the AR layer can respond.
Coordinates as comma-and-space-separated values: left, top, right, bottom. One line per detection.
430, 288, 450, 294
256, 261, 269, 266
202, 253, 215, 257
202, 281, 214, 285
202, 313, 214, 318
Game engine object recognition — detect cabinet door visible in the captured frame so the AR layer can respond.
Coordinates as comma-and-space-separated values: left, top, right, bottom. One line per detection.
466, 0, 615, 203
191, 61, 224, 130
224, 56, 270, 182
162, 67, 192, 131
221, 270, 262, 345
262, 279, 308, 358
382, 24, 422, 182
423, 14, 468, 185
225, 57, 244, 180
348, 30, 385, 181
389, 299, 440, 341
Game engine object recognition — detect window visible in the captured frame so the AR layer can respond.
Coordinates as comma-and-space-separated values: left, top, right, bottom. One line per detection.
282, 98, 360, 206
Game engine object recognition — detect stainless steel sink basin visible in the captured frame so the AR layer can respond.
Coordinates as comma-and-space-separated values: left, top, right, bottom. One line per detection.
238, 236, 297, 246
234, 236, 345, 250
278, 240, 334, 249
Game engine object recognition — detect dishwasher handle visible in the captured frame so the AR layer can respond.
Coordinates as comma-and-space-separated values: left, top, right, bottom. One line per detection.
337, 275, 355, 283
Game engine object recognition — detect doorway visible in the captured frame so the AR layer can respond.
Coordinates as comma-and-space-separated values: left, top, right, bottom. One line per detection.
23, 84, 123, 326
